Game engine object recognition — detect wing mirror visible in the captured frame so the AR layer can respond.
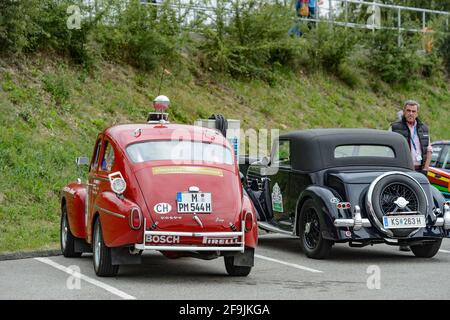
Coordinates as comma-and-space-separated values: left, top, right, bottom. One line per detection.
76, 156, 89, 166
260, 156, 270, 166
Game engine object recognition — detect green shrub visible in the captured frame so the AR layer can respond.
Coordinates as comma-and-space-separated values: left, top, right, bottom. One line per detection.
198, 1, 301, 81
364, 28, 423, 84
0, 0, 43, 53
302, 23, 359, 74
37, 1, 97, 66
95, 0, 179, 71
436, 31, 450, 75
0, 0, 96, 66
43, 75, 70, 106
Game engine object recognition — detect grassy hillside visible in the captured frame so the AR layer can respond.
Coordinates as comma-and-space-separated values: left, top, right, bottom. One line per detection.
0, 52, 449, 253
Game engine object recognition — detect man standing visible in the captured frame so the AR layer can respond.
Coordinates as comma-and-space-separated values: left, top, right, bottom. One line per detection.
390, 100, 432, 173
390, 100, 432, 252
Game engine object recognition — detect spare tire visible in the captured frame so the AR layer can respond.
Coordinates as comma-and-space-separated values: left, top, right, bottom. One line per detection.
366, 171, 428, 238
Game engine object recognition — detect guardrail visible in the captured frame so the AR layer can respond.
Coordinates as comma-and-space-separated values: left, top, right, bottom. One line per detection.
312, 1, 449, 34
138, 0, 450, 43
313, 0, 449, 46
141, 1, 449, 29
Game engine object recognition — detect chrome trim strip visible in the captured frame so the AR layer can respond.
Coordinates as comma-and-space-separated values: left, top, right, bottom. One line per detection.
258, 221, 294, 236
366, 171, 428, 238
145, 231, 243, 237
134, 244, 244, 252
94, 176, 110, 183
95, 205, 126, 219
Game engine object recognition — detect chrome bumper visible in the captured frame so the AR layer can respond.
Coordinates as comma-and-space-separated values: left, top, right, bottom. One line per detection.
134, 220, 245, 252
434, 204, 450, 230
334, 205, 372, 231
334, 205, 450, 231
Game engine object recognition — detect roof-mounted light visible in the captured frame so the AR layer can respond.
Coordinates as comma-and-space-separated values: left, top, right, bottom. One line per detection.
153, 95, 170, 112
148, 95, 170, 124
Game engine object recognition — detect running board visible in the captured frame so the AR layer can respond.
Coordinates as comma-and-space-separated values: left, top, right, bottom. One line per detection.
258, 222, 295, 236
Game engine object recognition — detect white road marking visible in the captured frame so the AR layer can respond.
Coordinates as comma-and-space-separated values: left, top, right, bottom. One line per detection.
439, 249, 450, 254
34, 257, 136, 300
255, 254, 323, 273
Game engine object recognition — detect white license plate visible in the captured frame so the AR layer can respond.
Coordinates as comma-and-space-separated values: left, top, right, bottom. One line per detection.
383, 215, 426, 229
176, 192, 212, 213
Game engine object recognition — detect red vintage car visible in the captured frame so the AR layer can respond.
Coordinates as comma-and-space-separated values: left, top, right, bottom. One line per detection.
60, 98, 258, 277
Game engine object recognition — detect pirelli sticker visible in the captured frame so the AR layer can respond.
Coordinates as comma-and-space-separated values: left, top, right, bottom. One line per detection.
152, 166, 223, 177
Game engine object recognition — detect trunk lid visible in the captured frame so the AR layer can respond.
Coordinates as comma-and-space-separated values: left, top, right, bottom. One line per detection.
134, 164, 242, 232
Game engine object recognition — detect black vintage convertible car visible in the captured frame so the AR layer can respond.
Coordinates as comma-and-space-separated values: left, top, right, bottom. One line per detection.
244, 129, 450, 259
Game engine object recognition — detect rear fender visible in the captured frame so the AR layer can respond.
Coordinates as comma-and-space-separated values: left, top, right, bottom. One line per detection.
294, 186, 342, 240
431, 185, 446, 213
94, 192, 143, 247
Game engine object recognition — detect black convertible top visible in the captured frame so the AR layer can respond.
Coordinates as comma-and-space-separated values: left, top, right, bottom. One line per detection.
279, 129, 413, 172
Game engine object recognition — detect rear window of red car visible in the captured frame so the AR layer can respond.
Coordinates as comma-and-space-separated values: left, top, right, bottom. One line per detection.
126, 140, 234, 165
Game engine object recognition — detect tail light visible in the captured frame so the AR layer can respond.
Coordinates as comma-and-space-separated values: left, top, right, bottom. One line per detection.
336, 202, 351, 209
244, 210, 254, 232
129, 207, 142, 230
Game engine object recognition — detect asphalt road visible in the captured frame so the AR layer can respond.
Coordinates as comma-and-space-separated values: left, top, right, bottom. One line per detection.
1, 233, 450, 300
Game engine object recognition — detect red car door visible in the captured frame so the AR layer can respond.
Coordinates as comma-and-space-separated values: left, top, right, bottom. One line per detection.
87, 136, 103, 243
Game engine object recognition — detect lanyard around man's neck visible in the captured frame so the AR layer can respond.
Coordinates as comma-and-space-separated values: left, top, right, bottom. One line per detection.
409, 124, 418, 152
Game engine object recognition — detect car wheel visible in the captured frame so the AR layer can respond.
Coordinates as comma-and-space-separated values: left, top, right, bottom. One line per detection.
93, 219, 119, 277
60, 204, 82, 258
367, 172, 428, 238
224, 256, 252, 277
298, 199, 332, 259
410, 239, 442, 258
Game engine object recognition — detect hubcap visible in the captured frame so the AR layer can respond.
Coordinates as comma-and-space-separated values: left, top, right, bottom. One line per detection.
305, 222, 311, 234
94, 224, 101, 269
394, 197, 409, 209
61, 214, 67, 250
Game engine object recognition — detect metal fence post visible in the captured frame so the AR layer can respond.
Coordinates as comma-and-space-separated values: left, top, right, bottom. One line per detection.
397, 7, 401, 47
329, 0, 333, 29
344, 0, 348, 28
422, 11, 426, 30
328, 0, 331, 20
